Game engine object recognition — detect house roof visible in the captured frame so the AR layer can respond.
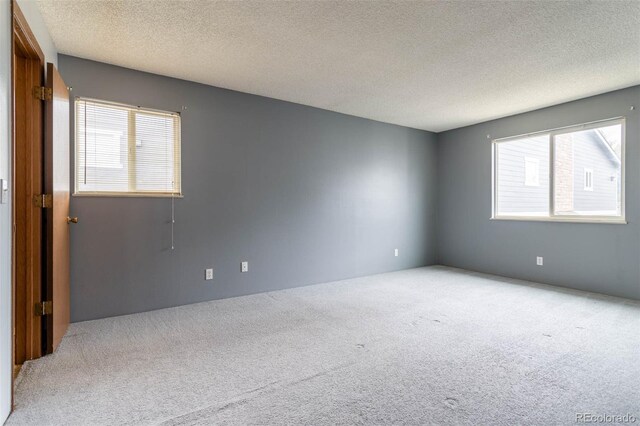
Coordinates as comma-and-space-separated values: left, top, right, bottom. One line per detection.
592, 129, 621, 165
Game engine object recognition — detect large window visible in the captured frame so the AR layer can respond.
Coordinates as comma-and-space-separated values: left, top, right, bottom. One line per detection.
75, 98, 181, 196
492, 118, 624, 223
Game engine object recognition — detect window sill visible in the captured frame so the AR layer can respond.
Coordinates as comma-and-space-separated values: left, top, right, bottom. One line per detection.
490, 216, 627, 225
73, 192, 183, 199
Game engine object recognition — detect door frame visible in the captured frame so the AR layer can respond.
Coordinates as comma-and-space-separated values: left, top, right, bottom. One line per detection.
10, 0, 45, 406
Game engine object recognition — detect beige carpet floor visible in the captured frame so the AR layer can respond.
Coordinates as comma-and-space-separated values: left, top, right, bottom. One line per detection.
7, 266, 640, 425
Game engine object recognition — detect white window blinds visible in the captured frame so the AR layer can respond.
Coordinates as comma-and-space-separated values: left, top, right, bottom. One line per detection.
75, 98, 181, 196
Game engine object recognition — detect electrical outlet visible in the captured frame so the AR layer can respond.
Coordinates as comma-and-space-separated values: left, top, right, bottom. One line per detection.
205, 268, 213, 280
536, 257, 543, 266
394, 248, 399, 257
241, 261, 248, 272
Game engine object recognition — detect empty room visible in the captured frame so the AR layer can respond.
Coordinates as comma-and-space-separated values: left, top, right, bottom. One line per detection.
1, 0, 639, 424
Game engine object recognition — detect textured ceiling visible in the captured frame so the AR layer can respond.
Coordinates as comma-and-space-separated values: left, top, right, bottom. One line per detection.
37, 0, 640, 132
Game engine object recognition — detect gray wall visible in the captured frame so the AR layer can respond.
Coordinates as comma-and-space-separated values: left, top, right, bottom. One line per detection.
59, 55, 438, 322
437, 86, 640, 300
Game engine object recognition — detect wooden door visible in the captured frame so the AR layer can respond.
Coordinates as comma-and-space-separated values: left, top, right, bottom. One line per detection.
12, 1, 45, 368
43, 63, 71, 353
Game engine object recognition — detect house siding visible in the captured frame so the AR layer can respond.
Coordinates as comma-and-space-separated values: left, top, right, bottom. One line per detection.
570, 132, 619, 214
496, 135, 549, 215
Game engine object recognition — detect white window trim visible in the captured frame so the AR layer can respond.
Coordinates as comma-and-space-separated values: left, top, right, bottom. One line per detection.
74, 97, 183, 198
491, 117, 626, 224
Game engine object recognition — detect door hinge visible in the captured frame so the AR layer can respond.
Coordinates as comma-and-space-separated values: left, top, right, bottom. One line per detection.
35, 301, 53, 316
33, 86, 52, 101
33, 194, 53, 208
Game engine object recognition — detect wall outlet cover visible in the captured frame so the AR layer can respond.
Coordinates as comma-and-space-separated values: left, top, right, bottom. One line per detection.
241, 261, 248, 272
205, 268, 213, 280
536, 257, 543, 266
394, 248, 399, 257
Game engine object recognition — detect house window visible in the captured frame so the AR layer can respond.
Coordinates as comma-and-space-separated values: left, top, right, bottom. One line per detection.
492, 118, 624, 223
524, 157, 540, 187
584, 168, 594, 191
75, 98, 181, 197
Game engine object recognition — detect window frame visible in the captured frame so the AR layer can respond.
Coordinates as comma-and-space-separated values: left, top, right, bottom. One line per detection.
491, 117, 626, 224
73, 97, 182, 198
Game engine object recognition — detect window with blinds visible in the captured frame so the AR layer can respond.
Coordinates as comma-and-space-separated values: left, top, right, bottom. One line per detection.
75, 98, 181, 197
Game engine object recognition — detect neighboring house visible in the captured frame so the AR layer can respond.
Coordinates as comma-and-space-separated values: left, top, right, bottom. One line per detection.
566, 130, 620, 215
497, 129, 620, 216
